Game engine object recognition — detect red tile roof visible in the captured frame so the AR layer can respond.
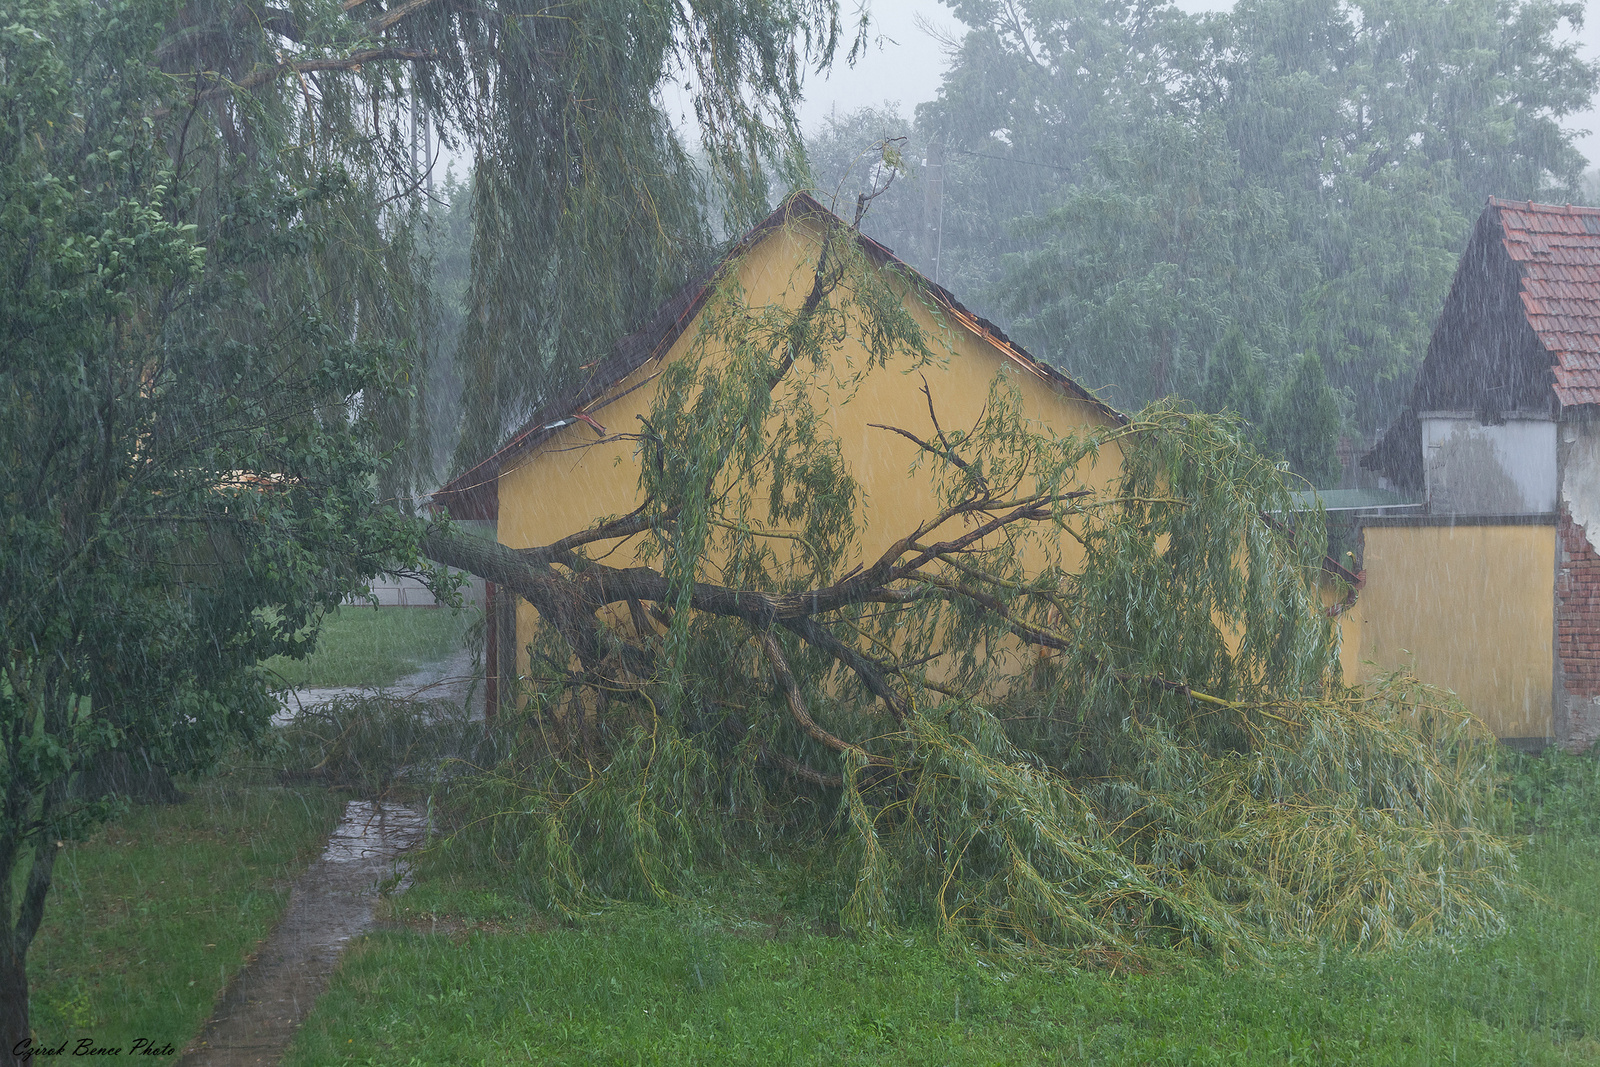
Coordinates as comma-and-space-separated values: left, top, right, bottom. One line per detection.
1491, 197, 1600, 407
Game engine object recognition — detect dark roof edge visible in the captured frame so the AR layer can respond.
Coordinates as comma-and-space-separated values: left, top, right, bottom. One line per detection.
1357, 512, 1556, 528
431, 192, 1122, 519
1359, 198, 1514, 487
1360, 194, 1600, 484
835, 199, 1125, 425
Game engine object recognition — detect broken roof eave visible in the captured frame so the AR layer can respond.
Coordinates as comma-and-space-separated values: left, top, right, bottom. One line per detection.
430, 192, 1123, 521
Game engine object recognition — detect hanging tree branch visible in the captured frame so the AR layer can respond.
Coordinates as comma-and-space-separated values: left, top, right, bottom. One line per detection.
169, 47, 441, 111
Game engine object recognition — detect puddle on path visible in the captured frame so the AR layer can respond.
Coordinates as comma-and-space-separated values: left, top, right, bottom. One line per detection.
179, 801, 428, 1067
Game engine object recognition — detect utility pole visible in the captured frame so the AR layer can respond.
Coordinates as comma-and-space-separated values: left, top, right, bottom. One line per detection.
409, 73, 435, 201
923, 141, 944, 285
424, 104, 433, 201
409, 75, 419, 197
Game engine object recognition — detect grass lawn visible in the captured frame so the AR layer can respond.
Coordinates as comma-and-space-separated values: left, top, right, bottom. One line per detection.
261, 606, 478, 689
24, 776, 344, 1059
22, 739, 1598, 1066
281, 833, 1600, 1066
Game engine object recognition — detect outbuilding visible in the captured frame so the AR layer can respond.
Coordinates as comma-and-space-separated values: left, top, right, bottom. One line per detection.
1357, 197, 1600, 749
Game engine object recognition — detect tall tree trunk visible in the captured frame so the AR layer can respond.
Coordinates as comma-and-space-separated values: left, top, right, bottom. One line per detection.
1, 824, 58, 1066
0, 944, 29, 1067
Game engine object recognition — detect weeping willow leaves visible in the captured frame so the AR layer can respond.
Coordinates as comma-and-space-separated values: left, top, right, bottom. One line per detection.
1, 0, 440, 1048
393, 0, 862, 470
143, 0, 861, 493
631, 217, 936, 703
421, 216, 1515, 963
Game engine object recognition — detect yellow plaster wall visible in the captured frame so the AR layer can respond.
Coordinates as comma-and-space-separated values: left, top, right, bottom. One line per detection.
495, 217, 1123, 681
1320, 577, 1364, 682
1344, 524, 1554, 739
1334, 598, 1364, 683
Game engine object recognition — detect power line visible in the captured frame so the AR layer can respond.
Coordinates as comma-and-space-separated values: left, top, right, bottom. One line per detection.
953, 146, 1068, 173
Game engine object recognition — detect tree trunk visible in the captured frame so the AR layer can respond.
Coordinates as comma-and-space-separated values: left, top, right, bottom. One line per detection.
419, 526, 912, 718
0, 944, 29, 1067
1, 834, 55, 1067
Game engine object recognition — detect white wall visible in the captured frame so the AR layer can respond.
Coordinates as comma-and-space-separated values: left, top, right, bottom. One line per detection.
1420, 413, 1557, 515
349, 571, 486, 608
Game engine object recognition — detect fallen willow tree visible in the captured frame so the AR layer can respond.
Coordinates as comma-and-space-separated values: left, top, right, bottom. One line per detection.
420, 207, 1513, 961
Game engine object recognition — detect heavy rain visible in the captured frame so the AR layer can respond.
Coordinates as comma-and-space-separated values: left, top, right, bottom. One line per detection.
3, 0, 1599, 1061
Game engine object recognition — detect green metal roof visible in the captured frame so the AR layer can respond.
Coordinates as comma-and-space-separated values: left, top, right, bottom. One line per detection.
1289, 488, 1422, 512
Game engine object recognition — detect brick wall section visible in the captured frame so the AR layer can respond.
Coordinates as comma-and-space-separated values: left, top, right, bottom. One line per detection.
1557, 511, 1600, 697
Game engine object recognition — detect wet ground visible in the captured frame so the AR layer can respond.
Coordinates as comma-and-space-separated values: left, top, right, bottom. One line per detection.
178, 801, 429, 1067
271, 647, 480, 725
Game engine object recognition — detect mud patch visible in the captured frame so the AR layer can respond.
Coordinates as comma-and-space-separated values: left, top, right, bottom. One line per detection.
178, 801, 427, 1066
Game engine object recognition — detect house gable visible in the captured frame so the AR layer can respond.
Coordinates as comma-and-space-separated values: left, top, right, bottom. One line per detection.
484, 199, 1125, 558
442, 195, 1129, 712
1363, 200, 1561, 496
432, 193, 1120, 523
1349, 198, 1600, 749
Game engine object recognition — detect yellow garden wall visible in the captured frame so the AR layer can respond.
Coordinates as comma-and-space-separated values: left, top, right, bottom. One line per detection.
1341, 523, 1554, 740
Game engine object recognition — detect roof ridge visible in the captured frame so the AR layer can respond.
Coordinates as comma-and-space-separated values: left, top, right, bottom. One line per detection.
1489, 195, 1600, 216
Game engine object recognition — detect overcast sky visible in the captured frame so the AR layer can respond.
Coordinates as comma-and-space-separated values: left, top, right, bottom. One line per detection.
774, 0, 1600, 172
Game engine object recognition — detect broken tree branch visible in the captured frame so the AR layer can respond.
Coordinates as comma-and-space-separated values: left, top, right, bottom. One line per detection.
759, 631, 887, 765
167, 47, 440, 112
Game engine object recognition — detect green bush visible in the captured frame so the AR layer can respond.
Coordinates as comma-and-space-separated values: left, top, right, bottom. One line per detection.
1502, 745, 1600, 835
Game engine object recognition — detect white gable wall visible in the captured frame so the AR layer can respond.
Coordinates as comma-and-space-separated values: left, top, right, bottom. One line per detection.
1420, 412, 1557, 515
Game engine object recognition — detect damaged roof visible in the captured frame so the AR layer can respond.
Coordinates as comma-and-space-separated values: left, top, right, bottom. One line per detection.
432, 191, 1121, 520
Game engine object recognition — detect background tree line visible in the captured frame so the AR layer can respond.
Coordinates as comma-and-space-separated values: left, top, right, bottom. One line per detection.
797, 0, 1595, 485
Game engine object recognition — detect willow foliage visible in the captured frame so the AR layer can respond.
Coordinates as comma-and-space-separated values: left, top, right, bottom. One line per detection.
406, 0, 859, 468
429, 209, 1515, 963
130, 0, 859, 494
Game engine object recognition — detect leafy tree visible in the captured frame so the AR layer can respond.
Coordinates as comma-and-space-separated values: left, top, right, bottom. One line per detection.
144, 0, 447, 504
1262, 351, 1343, 487
804, 106, 925, 264
0, 0, 436, 1050
911, 0, 1197, 306
1, 0, 860, 1046
999, 117, 1313, 406
907, 0, 1596, 466
402, 0, 861, 470
422, 202, 1513, 964
131, 0, 858, 493
1203, 327, 1271, 429
1189, 0, 1592, 426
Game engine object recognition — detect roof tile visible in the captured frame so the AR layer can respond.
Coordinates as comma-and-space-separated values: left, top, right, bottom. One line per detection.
1488, 198, 1600, 408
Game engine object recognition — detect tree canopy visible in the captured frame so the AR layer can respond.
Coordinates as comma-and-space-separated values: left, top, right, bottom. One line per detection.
812, 0, 1596, 483
0, 0, 432, 1046
0, 0, 853, 1052
403, 0, 860, 473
